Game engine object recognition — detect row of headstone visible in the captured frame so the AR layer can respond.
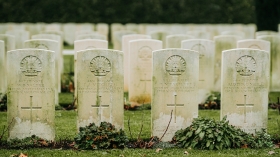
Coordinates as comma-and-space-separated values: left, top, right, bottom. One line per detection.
6, 47, 269, 142
0, 23, 108, 45
3, 23, 280, 46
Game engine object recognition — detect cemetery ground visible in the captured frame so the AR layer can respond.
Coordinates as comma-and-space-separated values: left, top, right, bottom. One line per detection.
0, 94, 280, 156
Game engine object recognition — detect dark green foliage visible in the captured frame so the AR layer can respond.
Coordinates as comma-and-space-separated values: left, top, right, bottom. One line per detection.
255, 0, 280, 31
74, 122, 128, 150
0, 0, 256, 23
7, 135, 50, 149
0, 94, 7, 111
173, 116, 274, 150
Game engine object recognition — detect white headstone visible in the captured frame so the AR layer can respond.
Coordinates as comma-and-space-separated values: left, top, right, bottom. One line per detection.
76, 49, 124, 129
6, 30, 30, 49
76, 33, 106, 40
74, 39, 108, 106
221, 30, 245, 38
125, 23, 139, 33
257, 35, 280, 91
237, 39, 270, 52
75, 30, 95, 38
32, 34, 63, 92
76, 23, 93, 32
121, 34, 151, 92
7, 49, 55, 140
0, 34, 16, 51
213, 35, 242, 91
110, 23, 125, 41
255, 31, 279, 38
63, 23, 76, 45
113, 30, 136, 50
129, 39, 162, 106
181, 39, 215, 102
186, 31, 212, 40
166, 34, 194, 48
24, 39, 60, 105
0, 41, 4, 97
221, 48, 269, 134
96, 23, 109, 40
152, 49, 199, 141
45, 23, 61, 31
149, 30, 170, 48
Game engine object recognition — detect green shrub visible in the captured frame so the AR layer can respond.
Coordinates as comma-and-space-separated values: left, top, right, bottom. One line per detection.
172, 116, 273, 150
7, 135, 50, 149
74, 122, 128, 150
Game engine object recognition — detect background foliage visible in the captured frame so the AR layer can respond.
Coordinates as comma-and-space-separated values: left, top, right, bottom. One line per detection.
0, 0, 256, 24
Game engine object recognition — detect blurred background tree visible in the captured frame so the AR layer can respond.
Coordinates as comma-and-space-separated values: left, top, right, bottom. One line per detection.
0, 0, 279, 31
255, 0, 280, 31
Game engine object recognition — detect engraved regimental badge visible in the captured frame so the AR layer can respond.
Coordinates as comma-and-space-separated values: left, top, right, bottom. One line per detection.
165, 55, 186, 75
90, 56, 111, 76
20, 55, 42, 76
236, 55, 256, 76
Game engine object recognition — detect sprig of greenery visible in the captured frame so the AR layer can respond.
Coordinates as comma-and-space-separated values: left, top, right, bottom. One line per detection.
172, 116, 274, 150
74, 122, 128, 150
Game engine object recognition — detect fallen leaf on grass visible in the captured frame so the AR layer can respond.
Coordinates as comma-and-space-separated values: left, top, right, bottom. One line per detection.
156, 148, 163, 153
19, 153, 28, 157
184, 151, 189, 155
268, 151, 275, 155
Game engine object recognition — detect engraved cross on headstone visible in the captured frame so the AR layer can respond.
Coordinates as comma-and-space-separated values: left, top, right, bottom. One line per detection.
92, 95, 109, 123
236, 95, 254, 123
140, 73, 150, 94
167, 93, 184, 123
21, 96, 42, 134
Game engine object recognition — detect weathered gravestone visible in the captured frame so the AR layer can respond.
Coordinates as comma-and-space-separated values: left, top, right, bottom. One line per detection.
255, 31, 278, 38
75, 30, 95, 39
0, 34, 16, 97
110, 23, 125, 41
63, 23, 76, 45
221, 30, 245, 38
122, 34, 151, 92
186, 31, 212, 40
7, 49, 55, 140
125, 23, 139, 33
181, 39, 215, 102
257, 35, 280, 91
0, 41, 4, 98
152, 49, 199, 141
149, 30, 170, 48
129, 39, 162, 106
213, 35, 242, 92
165, 34, 194, 48
76, 49, 123, 129
237, 39, 270, 52
96, 23, 109, 40
24, 39, 60, 105
0, 34, 16, 51
221, 48, 269, 134
76, 33, 106, 40
32, 34, 63, 91
6, 30, 30, 49
113, 30, 136, 50
74, 39, 108, 106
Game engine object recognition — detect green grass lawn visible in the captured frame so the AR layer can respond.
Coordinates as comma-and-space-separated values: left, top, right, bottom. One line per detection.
0, 109, 280, 156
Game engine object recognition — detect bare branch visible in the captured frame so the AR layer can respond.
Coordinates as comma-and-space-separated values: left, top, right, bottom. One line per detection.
159, 110, 173, 141
137, 113, 144, 140
128, 116, 133, 139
